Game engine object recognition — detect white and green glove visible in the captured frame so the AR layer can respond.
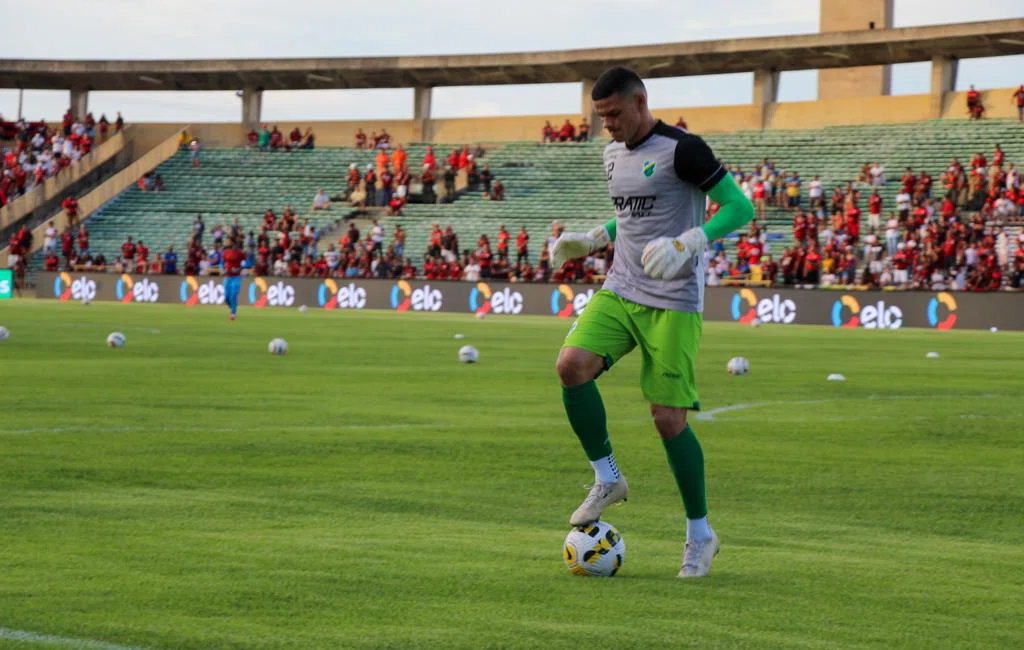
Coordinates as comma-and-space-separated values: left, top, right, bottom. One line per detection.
551, 224, 610, 268
641, 227, 708, 280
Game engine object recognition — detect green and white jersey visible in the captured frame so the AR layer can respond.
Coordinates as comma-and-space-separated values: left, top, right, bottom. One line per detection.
602, 121, 726, 313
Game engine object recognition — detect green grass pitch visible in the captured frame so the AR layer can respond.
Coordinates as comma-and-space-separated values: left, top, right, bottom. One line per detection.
1, 300, 1022, 650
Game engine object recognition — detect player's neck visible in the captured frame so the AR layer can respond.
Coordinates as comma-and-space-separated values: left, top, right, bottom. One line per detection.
626, 115, 658, 149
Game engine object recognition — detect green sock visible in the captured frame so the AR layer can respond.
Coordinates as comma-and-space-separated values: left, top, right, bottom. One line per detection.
662, 425, 708, 519
562, 380, 612, 461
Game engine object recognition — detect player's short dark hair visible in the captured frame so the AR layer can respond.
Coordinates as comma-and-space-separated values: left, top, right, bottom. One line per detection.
591, 67, 646, 101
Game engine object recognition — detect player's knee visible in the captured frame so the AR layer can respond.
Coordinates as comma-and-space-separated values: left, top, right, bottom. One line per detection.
556, 349, 600, 386
650, 405, 687, 440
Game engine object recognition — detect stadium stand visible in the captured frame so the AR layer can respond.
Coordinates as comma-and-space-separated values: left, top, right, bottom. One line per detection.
21, 116, 1024, 289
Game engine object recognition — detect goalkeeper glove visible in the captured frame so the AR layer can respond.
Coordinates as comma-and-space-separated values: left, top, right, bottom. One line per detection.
641, 227, 707, 280
551, 225, 610, 269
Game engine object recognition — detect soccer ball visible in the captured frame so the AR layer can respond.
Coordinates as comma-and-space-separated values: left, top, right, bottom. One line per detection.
563, 521, 626, 577
475, 311, 486, 321
298, 305, 308, 313
0, 326, 9, 341
268, 338, 288, 355
750, 318, 761, 328
726, 356, 749, 375
106, 332, 126, 348
458, 345, 479, 363
82, 295, 91, 306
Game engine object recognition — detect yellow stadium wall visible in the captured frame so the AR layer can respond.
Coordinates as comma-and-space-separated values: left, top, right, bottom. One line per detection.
122, 86, 1021, 149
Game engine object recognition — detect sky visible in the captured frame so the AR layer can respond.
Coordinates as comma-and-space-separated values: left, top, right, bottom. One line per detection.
0, 0, 1020, 122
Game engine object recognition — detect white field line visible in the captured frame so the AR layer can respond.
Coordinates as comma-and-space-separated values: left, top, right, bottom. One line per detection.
695, 394, 1006, 422
0, 627, 152, 650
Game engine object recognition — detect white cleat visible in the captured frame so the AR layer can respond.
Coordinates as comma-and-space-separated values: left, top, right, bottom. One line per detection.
569, 478, 628, 527
678, 529, 720, 578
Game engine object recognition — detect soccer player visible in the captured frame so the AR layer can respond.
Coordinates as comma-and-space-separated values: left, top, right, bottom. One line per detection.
551, 67, 754, 578
223, 238, 245, 321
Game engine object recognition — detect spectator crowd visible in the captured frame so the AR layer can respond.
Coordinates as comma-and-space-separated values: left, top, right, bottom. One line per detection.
0, 110, 125, 207
706, 144, 1024, 291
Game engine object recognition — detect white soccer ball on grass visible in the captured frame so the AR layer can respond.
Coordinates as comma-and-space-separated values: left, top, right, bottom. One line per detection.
0, 326, 9, 341
268, 338, 289, 355
106, 332, 126, 348
726, 356, 749, 375
458, 345, 479, 363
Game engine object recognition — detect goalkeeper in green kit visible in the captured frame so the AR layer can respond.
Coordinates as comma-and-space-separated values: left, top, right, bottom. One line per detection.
552, 67, 754, 578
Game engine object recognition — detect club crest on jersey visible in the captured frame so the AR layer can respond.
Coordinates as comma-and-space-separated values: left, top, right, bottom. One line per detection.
642, 160, 657, 177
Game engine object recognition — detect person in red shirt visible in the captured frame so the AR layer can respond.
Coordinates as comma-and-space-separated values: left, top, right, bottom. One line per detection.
802, 243, 821, 284
559, 120, 576, 142
44, 251, 59, 271
966, 85, 984, 120
478, 244, 493, 278
496, 225, 510, 261
62, 195, 78, 225
516, 226, 529, 264
121, 236, 136, 262
867, 190, 883, 232
735, 234, 750, 263
901, 168, 917, 194
61, 229, 74, 261
457, 146, 470, 170
446, 148, 459, 169
77, 225, 89, 255
793, 212, 807, 244
1012, 86, 1024, 123
135, 240, 149, 273
845, 203, 861, 243
354, 129, 367, 149
541, 121, 555, 143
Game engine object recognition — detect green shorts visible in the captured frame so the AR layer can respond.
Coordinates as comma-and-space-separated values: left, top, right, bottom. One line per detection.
563, 289, 702, 409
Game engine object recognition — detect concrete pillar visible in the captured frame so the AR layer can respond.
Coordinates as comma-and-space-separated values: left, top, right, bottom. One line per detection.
414, 86, 433, 142
818, 0, 894, 99
241, 87, 263, 130
929, 55, 958, 119
752, 69, 779, 130
581, 79, 602, 141
70, 88, 89, 120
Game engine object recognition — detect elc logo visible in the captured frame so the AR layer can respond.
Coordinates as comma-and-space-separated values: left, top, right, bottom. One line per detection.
469, 282, 523, 315
249, 278, 295, 308
319, 279, 366, 310
831, 295, 903, 329
53, 272, 96, 302
927, 292, 958, 330
730, 288, 796, 324
391, 280, 442, 312
550, 284, 594, 318
180, 276, 224, 306
116, 274, 159, 303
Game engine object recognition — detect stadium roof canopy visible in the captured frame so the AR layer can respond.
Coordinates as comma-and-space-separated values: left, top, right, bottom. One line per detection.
1, 19, 1022, 92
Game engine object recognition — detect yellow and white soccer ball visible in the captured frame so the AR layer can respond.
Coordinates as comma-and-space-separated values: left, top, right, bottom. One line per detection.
106, 332, 126, 348
268, 338, 288, 355
563, 521, 626, 577
727, 356, 749, 375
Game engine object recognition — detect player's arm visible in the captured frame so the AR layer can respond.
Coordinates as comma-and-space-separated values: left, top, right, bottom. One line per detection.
642, 136, 753, 279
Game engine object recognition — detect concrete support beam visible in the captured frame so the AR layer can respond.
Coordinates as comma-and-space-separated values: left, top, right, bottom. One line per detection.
414, 86, 433, 142
581, 79, 602, 141
752, 68, 779, 130
929, 55, 958, 119
70, 88, 88, 120
241, 87, 263, 130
